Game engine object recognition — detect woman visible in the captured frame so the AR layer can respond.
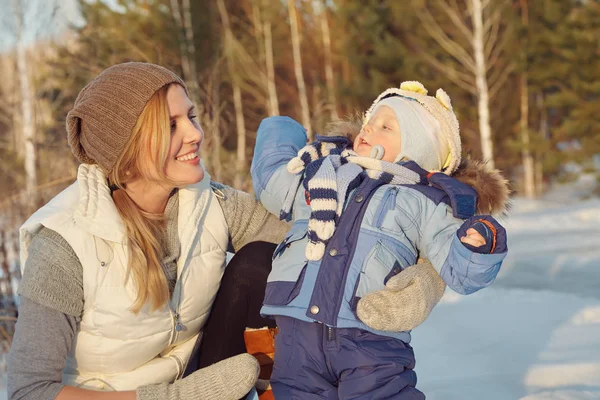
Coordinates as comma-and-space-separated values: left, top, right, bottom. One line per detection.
8, 62, 288, 400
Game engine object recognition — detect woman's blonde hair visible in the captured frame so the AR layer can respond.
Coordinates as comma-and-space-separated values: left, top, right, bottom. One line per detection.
108, 84, 179, 313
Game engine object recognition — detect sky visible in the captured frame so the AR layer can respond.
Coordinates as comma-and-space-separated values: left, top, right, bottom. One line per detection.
0, 0, 83, 52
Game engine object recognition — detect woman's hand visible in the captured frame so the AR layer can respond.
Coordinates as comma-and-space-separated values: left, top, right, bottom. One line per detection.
136, 353, 259, 400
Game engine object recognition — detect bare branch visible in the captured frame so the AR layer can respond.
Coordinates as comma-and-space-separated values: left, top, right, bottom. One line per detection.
30, 0, 60, 40
486, 28, 512, 71
414, 5, 476, 73
419, 51, 477, 95
251, 2, 265, 62
466, 0, 474, 18
483, 8, 501, 60
106, 26, 153, 62
482, 6, 503, 36
440, 0, 474, 42
489, 61, 515, 98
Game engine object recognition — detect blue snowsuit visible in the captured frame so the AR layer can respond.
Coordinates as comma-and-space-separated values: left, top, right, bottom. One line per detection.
251, 116, 508, 399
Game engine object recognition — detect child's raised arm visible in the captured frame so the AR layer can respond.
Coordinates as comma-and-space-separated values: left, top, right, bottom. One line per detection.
251, 116, 307, 218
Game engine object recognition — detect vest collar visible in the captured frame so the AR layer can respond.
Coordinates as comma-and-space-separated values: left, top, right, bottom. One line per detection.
74, 163, 213, 244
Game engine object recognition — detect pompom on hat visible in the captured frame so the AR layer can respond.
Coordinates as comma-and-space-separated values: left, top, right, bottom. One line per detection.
363, 81, 461, 175
66, 62, 187, 174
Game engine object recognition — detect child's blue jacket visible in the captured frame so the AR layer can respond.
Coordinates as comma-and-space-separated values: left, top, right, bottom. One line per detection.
251, 116, 507, 342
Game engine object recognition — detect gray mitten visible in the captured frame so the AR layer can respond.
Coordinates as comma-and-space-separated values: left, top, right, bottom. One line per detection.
356, 259, 446, 332
136, 353, 259, 400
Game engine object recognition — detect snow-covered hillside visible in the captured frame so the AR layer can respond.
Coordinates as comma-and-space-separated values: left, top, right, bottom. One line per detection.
413, 185, 600, 399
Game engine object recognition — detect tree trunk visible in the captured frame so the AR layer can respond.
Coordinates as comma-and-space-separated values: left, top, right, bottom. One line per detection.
320, 5, 338, 120
519, 1, 535, 198
180, 0, 200, 104
253, 1, 279, 116
217, 0, 247, 189
287, 0, 312, 140
471, 0, 494, 168
264, 18, 279, 116
0, 230, 16, 311
520, 73, 535, 198
13, 0, 37, 210
251, 2, 266, 66
170, 0, 191, 83
211, 63, 222, 182
232, 81, 246, 190
536, 91, 548, 196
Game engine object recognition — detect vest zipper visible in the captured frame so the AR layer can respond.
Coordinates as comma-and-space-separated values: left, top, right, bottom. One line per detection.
168, 307, 183, 345
374, 187, 398, 229
173, 310, 183, 344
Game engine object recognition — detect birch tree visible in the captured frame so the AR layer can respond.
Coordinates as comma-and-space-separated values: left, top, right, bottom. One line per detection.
0, 57, 17, 154
12, 0, 37, 209
170, 0, 200, 105
251, 0, 279, 116
318, 1, 338, 120
536, 92, 547, 196
209, 62, 223, 181
519, 0, 535, 198
287, 0, 312, 140
217, 0, 247, 189
412, 0, 514, 169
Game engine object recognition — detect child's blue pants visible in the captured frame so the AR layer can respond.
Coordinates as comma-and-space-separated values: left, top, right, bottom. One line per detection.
271, 316, 425, 399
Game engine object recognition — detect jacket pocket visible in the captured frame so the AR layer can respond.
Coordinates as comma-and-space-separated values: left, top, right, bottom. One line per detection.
264, 221, 308, 306
373, 187, 398, 229
272, 221, 307, 260
264, 265, 307, 306
354, 240, 411, 300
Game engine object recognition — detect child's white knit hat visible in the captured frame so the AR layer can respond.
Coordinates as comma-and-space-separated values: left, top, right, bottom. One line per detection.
363, 81, 461, 175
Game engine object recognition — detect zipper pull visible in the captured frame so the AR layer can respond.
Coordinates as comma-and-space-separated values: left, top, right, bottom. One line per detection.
388, 187, 398, 210
174, 313, 183, 332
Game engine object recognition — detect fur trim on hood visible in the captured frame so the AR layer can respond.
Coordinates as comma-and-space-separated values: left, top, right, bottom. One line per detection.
322, 118, 510, 216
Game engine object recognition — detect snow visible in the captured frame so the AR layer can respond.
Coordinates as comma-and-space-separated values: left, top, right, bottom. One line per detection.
412, 179, 600, 399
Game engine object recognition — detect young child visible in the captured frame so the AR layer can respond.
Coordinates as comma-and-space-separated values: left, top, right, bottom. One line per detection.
251, 81, 508, 399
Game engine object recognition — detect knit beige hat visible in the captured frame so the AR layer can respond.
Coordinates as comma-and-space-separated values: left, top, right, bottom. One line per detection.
363, 81, 461, 175
66, 62, 187, 174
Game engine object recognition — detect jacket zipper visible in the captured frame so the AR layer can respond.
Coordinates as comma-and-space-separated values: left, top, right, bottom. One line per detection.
374, 187, 398, 229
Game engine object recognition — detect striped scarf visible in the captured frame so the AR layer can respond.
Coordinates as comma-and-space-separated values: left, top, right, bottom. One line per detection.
281, 136, 421, 261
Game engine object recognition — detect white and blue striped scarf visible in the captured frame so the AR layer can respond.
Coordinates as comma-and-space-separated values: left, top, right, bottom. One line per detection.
281, 136, 421, 261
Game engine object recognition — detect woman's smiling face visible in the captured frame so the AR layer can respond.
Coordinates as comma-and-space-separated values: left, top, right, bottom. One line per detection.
164, 84, 205, 186
354, 105, 402, 162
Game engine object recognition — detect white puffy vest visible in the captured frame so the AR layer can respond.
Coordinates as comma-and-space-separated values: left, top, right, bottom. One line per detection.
19, 164, 229, 391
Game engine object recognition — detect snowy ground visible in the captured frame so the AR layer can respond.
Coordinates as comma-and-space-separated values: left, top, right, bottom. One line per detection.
2, 178, 599, 400
413, 178, 600, 400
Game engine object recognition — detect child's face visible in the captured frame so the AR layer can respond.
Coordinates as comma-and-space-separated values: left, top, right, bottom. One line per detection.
354, 106, 401, 162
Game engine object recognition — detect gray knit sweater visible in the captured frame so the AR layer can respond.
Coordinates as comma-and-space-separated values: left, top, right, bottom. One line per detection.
7, 184, 289, 400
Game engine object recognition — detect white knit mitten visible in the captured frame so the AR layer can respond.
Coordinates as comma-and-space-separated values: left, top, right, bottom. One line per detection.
356, 260, 446, 332
136, 353, 259, 400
